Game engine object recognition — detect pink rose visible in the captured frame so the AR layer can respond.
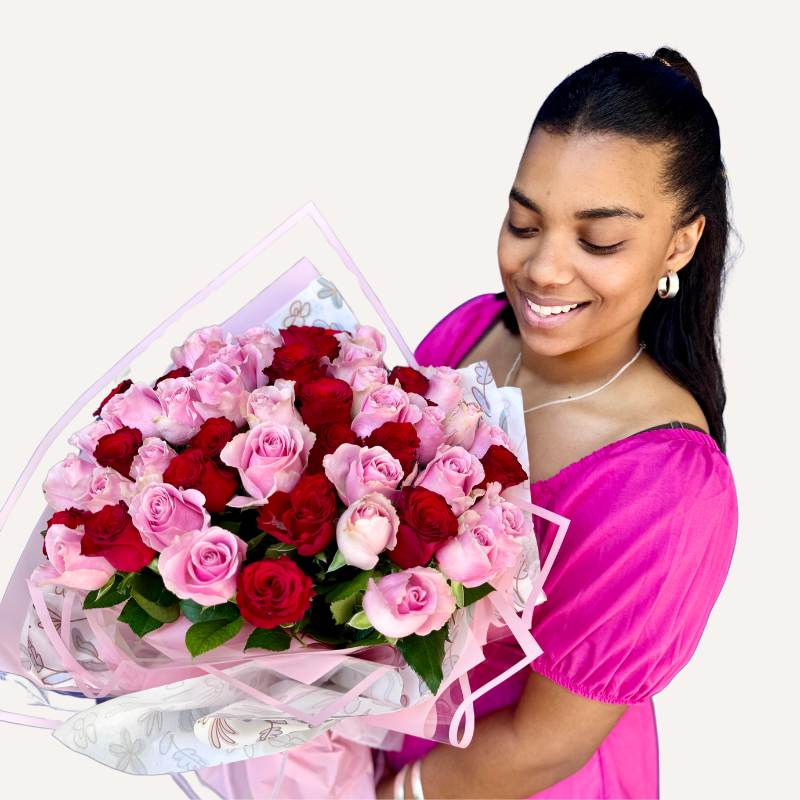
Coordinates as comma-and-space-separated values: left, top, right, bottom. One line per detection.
43, 454, 95, 511
235, 326, 282, 391
84, 467, 135, 512
419, 365, 464, 413
158, 525, 246, 606
99, 382, 162, 438
191, 361, 247, 425
336, 492, 400, 570
220, 421, 316, 508
31, 523, 115, 591
351, 384, 424, 438
435, 507, 520, 587
413, 444, 485, 515
467, 420, 513, 459
322, 443, 404, 506
442, 401, 483, 450
348, 365, 389, 415
68, 419, 118, 463
129, 482, 210, 551
170, 325, 229, 370
413, 405, 448, 464
327, 325, 386, 383
470, 481, 532, 546
154, 376, 204, 444
130, 437, 177, 483
245, 380, 303, 428
362, 567, 455, 638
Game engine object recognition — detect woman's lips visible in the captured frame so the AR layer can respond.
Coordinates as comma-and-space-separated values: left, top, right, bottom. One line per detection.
519, 295, 590, 329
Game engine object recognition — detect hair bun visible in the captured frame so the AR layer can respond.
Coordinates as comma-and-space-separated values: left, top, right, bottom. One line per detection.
653, 47, 703, 94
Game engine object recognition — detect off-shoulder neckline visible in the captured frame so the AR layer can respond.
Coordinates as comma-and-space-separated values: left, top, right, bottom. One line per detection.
439, 292, 726, 491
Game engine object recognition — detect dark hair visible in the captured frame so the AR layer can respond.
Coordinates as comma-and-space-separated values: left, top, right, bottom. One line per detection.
496, 47, 739, 454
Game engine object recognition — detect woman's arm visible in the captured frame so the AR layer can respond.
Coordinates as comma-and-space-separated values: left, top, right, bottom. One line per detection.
375, 671, 627, 799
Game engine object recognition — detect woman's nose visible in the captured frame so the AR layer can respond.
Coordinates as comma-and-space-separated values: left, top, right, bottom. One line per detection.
522, 233, 576, 286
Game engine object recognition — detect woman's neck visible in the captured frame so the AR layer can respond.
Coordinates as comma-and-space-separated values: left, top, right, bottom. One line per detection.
517, 322, 643, 393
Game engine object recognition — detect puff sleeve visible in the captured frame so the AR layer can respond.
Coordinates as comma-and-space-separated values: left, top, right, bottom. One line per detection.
528, 431, 739, 705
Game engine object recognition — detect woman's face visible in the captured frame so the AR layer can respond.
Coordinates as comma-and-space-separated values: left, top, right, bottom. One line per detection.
497, 129, 705, 357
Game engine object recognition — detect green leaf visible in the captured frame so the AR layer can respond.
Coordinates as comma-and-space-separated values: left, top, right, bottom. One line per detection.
312, 551, 328, 564
246, 531, 268, 551
130, 570, 180, 623
450, 580, 465, 608
329, 593, 358, 625
396, 623, 449, 695
244, 627, 292, 651
84, 574, 130, 609
345, 610, 373, 630
117, 597, 164, 637
264, 541, 296, 558
324, 570, 378, 603
179, 599, 240, 623
463, 582, 495, 607
216, 517, 242, 536
186, 616, 243, 657
352, 628, 389, 646
325, 550, 347, 573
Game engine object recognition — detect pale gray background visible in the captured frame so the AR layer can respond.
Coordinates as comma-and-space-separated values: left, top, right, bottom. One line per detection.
0, 2, 795, 798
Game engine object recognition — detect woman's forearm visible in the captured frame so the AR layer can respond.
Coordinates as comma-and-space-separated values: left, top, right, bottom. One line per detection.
377, 705, 580, 799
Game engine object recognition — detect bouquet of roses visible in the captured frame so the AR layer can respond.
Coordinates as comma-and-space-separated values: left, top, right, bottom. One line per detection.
0, 206, 565, 797
33, 319, 532, 694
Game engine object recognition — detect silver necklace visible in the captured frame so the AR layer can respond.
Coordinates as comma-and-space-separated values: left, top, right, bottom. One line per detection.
502, 342, 646, 414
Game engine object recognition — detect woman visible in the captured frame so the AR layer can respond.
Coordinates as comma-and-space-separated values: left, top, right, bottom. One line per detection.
375, 47, 739, 799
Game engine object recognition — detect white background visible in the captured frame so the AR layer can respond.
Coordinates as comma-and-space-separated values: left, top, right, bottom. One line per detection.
0, 2, 795, 798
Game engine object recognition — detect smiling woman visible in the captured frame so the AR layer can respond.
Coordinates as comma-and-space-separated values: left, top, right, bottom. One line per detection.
376, 46, 738, 800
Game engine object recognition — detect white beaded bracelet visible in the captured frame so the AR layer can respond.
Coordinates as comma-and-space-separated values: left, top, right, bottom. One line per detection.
410, 759, 425, 800
393, 763, 408, 800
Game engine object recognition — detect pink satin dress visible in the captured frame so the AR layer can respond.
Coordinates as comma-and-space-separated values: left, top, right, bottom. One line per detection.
383, 292, 739, 798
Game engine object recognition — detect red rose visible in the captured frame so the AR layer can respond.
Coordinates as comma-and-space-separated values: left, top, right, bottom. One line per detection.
387, 366, 430, 397
163, 448, 206, 489
388, 486, 458, 569
263, 342, 328, 385
163, 448, 239, 513
81, 501, 156, 572
296, 377, 353, 432
256, 473, 338, 555
93, 426, 143, 478
153, 365, 191, 389
476, 444, 528, 491
188, 417, 239, 458
280, 325, 342, 362
46, 507, 91, 530
365, 421, 420, 476
236, 556, 314, 629
197, 459, 239, 513
306, 421, 361, 473
93, 379, 133, 417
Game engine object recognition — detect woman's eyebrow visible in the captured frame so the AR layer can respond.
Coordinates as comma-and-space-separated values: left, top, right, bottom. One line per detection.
509, 186, 645, 220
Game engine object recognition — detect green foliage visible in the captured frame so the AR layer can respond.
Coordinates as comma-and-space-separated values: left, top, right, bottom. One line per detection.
179, 599, 240, 623
396, 623, 450, 695
117, 597, 164, 637
463, 582, 494, 606
244, 627, 292, 651
83, 574, 130, 609
185, 616, 243, 657
130, 570, 179, 623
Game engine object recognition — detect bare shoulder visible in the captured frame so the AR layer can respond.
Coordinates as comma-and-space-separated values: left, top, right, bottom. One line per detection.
456, 320, 710, 484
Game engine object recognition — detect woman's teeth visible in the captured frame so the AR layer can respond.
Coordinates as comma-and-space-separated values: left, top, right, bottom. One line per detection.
525, 298, 584, 317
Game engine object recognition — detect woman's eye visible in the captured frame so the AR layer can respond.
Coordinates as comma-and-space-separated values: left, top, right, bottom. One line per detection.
506, 222, 623, 255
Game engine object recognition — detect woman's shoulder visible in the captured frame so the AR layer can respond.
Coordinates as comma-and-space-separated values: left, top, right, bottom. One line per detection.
414, 291, 508, 368
539, 425, 735, 498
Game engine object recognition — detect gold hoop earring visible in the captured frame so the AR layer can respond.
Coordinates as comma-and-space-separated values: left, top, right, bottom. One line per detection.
657, 270, 679, 299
